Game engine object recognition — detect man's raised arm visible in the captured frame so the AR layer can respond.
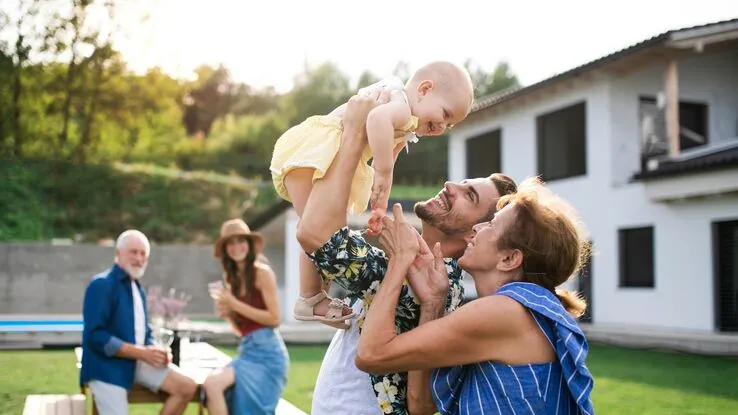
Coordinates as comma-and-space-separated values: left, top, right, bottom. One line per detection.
297, 90, 390, 252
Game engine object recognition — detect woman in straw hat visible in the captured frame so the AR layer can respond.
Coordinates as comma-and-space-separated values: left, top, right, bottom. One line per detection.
202, 218, 289, 415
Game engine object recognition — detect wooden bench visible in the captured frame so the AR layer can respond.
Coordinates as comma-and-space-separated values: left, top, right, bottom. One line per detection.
23, 394, 85, 415
75, 344, 307, 415
75, 345, 211, 415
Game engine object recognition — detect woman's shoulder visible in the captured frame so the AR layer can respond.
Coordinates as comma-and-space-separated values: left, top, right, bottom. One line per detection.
497, 282, 583, 333
457, 294, 530, 333
254, 262, 276, 281
495, 282, 561, 317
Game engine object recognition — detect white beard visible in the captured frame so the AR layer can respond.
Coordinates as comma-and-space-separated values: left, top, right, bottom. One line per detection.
125, 265, 146, 280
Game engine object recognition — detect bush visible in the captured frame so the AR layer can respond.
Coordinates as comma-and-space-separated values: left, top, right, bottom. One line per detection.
0, 160, 277, 243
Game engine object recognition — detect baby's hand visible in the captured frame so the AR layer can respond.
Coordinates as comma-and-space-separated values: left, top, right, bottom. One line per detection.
365, 209, 385, 236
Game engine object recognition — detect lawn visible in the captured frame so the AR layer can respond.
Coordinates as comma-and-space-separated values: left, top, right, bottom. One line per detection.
390, 184, 439, 200
0, 345, 326, 415
1, 343, 737, 414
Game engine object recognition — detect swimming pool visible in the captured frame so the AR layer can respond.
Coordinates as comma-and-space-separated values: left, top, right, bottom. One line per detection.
0, 319, 84, 333
0, 318, 227, 334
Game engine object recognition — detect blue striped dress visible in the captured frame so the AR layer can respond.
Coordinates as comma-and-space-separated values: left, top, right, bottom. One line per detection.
431, 282, 595, 414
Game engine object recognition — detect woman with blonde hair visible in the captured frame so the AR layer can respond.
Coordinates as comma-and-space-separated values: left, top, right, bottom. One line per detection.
357, 178, 595, 414
203, 219, 289, 415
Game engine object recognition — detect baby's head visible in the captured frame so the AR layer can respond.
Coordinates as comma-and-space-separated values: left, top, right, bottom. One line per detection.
406, 61, 474, 137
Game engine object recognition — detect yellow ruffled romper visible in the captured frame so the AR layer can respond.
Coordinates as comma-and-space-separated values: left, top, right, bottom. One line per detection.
270, 79, 418, 214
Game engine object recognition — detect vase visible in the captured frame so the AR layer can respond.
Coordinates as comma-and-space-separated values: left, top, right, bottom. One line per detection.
171, 329, 181, 366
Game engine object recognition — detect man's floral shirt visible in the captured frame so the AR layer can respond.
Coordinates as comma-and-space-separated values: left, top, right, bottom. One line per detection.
309, 227, 465, 415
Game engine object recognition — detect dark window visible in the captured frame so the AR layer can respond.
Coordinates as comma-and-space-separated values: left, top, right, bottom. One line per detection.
714, 220, 738, 332
536, 102, 587, 181
619, 226, 655, 288
639, 96, 708, 157
679, 101, 709, 151
466, 129, 501, 178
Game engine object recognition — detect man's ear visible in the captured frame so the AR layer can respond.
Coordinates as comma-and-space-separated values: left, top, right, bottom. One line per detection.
497, 249, 523, 272
416, 80, 434, 97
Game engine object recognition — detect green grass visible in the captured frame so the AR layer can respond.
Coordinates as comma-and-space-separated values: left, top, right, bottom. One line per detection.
0, 345, 327, 415
587, 344, 738, 414
1, 344, 737, 414
390, 185, 439, 200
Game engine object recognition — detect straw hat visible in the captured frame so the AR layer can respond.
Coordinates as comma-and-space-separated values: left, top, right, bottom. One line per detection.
213, 218, 264, 258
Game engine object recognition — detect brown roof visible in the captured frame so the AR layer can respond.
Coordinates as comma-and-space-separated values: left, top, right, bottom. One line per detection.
633, 144, 738, 180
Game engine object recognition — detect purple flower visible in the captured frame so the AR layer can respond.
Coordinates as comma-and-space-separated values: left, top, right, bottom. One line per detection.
147, 286, 191, 328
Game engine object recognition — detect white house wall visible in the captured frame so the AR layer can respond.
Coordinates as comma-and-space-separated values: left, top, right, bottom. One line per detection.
596, 187, 738, 331
449, 81, 612, 185
610, 47, 738, 187
449, 49, 738, 332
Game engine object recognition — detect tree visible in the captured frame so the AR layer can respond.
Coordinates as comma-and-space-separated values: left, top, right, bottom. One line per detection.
356, 70, 380, 90
230, 84, 280, 117
182, 64, 234, 137
464, 59, 520, 98
281, 61, 352, 125
0, 0, 41, 158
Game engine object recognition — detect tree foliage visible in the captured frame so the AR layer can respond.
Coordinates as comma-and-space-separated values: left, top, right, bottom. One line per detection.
0, 0, 521, 241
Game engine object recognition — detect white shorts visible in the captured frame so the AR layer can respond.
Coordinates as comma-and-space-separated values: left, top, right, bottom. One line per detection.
88, 361, 170, 415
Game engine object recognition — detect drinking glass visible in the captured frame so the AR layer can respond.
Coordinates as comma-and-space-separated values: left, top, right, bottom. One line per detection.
208, 280, 224, 299
154, 327, 175, 349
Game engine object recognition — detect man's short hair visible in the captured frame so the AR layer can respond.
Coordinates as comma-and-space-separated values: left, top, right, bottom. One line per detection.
115, 229, 150, 256
490, 173, 517, 198
485, 173, 518, 220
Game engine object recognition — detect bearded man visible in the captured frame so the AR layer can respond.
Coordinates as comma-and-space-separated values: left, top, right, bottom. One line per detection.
80, 229, 197, 415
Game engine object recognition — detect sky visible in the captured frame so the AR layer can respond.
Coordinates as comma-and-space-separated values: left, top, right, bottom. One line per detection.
113, 0, 738, 92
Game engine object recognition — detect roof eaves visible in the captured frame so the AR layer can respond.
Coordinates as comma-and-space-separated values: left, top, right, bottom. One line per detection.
248, 200, 291, 231
469, 17, 738, 115
469, 33, 668, 114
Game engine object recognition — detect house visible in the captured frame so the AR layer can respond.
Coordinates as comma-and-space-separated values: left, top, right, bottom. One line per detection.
448, 18, 738, 341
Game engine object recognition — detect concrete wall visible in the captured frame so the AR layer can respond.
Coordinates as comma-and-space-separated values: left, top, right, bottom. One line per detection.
0, 242, 285, 317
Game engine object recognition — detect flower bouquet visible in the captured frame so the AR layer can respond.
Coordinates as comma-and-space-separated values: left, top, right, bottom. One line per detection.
147, 286, 191, 331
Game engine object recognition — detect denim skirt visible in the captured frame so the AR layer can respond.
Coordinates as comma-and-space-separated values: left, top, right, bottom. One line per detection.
225, 328, 289, 415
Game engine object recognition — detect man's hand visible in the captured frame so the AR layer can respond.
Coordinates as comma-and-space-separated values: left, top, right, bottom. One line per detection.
138, 345, 169, 368
407, 234, 449, 306
343, 89, 392, 141
377, 204, 420, 262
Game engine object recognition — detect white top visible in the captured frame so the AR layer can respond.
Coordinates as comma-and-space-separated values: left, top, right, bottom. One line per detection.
357, 76, 419, 150
357, 75, 406, 97
131, 281, 146, 345
311, 300, 382, 415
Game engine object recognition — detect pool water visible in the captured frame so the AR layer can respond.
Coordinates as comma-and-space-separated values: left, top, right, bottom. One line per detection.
0, 320, 84, 333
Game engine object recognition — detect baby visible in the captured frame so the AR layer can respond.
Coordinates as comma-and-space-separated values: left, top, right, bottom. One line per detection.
270, 61, 474, 327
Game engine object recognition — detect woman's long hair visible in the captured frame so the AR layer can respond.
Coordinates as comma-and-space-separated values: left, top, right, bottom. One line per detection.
220, 237, 257, 320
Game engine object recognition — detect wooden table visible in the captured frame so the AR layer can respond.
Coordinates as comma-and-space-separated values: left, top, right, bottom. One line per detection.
75, 342, 231, 415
